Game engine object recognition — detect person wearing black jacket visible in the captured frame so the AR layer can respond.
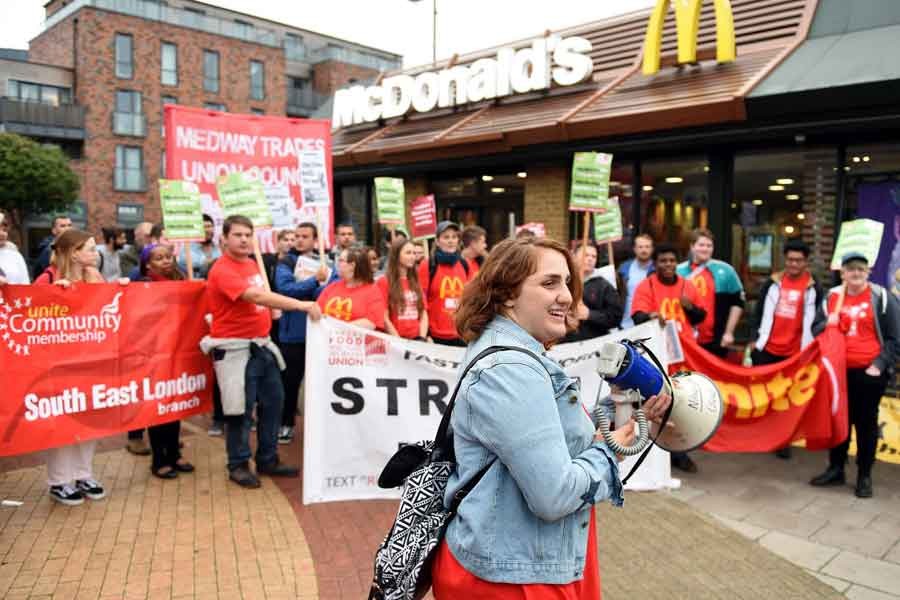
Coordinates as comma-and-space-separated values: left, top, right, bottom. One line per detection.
564, 243, 622, 342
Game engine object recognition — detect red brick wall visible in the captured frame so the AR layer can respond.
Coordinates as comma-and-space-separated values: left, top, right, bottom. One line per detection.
312, 60, 380, 95
29, 14, 75, 69
44, 0, 68, 18
33, 7, 288, 235
524, 166, 571, 242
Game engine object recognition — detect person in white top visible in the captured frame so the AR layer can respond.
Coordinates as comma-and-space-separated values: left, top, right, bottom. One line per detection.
0, 211, 30, 284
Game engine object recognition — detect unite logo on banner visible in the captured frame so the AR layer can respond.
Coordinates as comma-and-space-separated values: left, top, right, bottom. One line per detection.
0, 292, 123, 355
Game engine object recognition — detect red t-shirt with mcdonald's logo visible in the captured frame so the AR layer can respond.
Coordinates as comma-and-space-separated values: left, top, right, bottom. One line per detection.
316, 280, 386, 330
630, 273, 701, 331
687, 264, 716, 343
418, 259, 469, 340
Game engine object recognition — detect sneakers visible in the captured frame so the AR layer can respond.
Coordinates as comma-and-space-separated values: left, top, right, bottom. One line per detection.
809, 465, 845, 487
229, 465, 261, 489
207, 422, 224, 437
75, 479, 106, 500
49, 484, 84, 506
257, 458, 299, 478
126, 438, 151, 456
277, 426, 294, 445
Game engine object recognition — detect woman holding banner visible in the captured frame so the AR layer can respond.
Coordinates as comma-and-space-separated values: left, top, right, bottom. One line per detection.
139, 244, 194, 479
31, 230, 109, 504
316, 247, 385, 330
431, 236, 670, 597
377, 239, 428, 340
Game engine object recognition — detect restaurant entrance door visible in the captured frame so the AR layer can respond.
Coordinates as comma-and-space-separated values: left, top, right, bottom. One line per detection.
431, 173, 525, 245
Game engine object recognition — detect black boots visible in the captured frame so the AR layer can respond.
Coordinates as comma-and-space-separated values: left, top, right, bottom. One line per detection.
809, 465, 845, 487
855, 476, 873, 498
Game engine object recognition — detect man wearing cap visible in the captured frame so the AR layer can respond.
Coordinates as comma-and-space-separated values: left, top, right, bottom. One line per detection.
810, 252, 900, 498
418, 221, 471, 345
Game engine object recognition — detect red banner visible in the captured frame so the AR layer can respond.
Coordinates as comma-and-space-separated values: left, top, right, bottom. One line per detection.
677, 328, 848, 452
410, 194, 437, 240
0, 282, 212, 456
164, 105, 333, 248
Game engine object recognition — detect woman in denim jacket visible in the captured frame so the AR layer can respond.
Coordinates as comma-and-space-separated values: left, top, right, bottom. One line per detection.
431, 237, 670, 598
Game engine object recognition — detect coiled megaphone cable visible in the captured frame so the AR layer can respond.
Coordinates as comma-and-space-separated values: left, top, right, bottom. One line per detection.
594, 406, 650, 456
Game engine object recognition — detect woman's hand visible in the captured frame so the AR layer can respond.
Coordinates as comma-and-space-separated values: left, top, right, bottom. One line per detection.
54, 278, 72, 288
608, 420, 636, 460
117, 277, 130, 286
865, 364, 881, 377
827, 312, 839, 327
643, 392, 671, 424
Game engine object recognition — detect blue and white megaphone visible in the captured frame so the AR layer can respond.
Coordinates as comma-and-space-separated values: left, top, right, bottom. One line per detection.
594, 340, 724, 456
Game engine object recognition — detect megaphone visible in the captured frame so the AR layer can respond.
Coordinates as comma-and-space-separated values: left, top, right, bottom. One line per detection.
594, 340, 723, 455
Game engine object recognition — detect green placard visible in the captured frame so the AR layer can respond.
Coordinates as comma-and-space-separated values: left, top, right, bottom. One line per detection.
569, 152, 613, 212
374, 177, 407, 225
216, 171, 272, 228
830, 218, 885, 270
593, 199, 623, 243
159, 179, 204, 241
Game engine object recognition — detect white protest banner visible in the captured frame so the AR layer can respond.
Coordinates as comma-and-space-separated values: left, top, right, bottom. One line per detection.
264, 184, 295, 230
302, 319, 673, 504
298, 149, 331, 207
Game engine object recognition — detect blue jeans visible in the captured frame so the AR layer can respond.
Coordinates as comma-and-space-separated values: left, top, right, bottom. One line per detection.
225, 344, 284, 471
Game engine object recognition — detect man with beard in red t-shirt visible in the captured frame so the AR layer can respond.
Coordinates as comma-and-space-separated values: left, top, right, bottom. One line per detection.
205, 215, 321, 489
749, 239, 825, 459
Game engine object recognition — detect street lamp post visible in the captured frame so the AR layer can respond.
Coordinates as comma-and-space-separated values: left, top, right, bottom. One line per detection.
409, 0, 437, 66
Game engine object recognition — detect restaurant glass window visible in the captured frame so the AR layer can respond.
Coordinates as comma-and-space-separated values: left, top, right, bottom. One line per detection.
639, 157, 709, 257
845, 142, 900, 292
730, 147, 837, 300
432, 172, 525, 246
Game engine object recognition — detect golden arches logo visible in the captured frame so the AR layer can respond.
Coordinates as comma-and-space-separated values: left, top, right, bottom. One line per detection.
660, 297, 686, 322
325, 297, 353, 321
642, 0, 736, 75
692, 275, 709, 298
438, 276, 465, 300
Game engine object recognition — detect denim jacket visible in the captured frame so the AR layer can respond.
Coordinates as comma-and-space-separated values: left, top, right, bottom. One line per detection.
443, 316, 624, 585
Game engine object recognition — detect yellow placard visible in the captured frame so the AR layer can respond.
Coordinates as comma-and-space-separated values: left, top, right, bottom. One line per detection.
643, 0, 737, 75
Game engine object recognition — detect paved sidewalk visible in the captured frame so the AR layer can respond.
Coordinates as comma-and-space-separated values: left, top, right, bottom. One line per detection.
672, 449, 900, 600
0, 422, 317, 600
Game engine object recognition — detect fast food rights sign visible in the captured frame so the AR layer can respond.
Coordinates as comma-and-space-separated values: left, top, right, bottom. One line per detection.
332, 36, 593, 129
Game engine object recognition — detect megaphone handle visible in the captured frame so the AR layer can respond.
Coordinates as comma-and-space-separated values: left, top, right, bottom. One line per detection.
595, 409, 650, 457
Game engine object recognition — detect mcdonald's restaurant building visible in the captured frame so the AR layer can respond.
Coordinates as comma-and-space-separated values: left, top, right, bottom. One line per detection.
331, 0, 900, 331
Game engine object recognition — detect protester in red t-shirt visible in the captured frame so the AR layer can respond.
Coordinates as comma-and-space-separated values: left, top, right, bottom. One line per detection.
377, 239, 428, 340
809, 252, 900, 499
138, 243, 194, 479
317, 246, 385, 330
631, 243, 706, 331
461, 225, 488, 278
418, 221, 471, 346
205, 215, 320, 489
748, 239, 825, 459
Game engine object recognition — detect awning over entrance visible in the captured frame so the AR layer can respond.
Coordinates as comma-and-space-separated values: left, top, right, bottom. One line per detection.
333, 0, 813, 169
750, 0, 900, 97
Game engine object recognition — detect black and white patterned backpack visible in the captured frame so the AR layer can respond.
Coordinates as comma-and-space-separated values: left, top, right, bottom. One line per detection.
367, 345, 543, 600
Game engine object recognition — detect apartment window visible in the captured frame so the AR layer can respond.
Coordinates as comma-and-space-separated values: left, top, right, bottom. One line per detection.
204, 102, 226, 112
115, 33, 133, 79
250, 108, 264, 115
161, 42, 178, 86
203, 50, 219, 93
113, 90, 145, 136
115, 146, 145, 191
7, 80, 72, 105
234, 20, 253, 40
284, 32, 305, 61
250, 60, 265, 100
182, 7, 205, 28
161, 95, 176, 136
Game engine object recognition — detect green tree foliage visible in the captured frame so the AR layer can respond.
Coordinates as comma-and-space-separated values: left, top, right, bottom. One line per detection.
0, 133, 79, 240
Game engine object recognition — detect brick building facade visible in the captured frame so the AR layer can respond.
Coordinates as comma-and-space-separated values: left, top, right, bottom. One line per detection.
9, 0, 400, 250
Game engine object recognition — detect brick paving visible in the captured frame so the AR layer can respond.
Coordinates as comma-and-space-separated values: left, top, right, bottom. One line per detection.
0, 421, 317, 600
0, 415, 863, 599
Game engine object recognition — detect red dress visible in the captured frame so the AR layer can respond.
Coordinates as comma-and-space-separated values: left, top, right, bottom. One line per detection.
431, 509, 601, 599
